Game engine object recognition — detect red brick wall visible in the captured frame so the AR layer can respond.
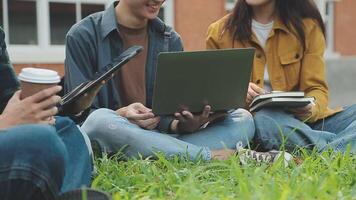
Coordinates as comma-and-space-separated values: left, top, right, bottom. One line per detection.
174, 0, 226, 51
334, 0, 356, 56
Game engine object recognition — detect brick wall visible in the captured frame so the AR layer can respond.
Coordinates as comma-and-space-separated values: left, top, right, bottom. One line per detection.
174, 0, 226, 51
334, 0, 356, 56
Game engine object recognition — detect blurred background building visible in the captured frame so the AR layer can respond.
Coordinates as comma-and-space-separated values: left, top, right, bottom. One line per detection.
1, 0, 355, 106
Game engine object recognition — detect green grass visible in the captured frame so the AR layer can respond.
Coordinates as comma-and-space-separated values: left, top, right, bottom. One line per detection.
92, 149, 356, 200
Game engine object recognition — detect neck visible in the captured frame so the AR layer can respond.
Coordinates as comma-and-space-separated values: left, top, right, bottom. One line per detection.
252, 1, 276, 24
115, 2, 148, 29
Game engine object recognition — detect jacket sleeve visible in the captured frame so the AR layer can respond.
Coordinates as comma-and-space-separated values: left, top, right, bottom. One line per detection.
157, 30, 184, 133
206, 23, 221, 50
0, 29, 20, 114
64, 31, 101, 114
299, 24, 329, 123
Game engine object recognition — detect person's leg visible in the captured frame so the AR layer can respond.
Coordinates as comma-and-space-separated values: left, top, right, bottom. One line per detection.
54, 117, 92, 193
82, 109, 212, 160
254, 109, 336, 152
0, 124, 67, 200
176, 109, 255, 159
310, 104, 356, 153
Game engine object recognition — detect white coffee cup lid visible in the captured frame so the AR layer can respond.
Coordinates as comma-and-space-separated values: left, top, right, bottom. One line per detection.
18, 67, 61, 84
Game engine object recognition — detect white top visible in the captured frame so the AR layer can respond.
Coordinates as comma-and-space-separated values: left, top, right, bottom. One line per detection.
252, 19, 274, 92
18, 67, 60, 84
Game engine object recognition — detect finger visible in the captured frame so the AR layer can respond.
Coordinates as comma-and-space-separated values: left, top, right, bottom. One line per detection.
145, 118, 160, 130
208, 112, 228, 122
37, 119, 56, 125
27, 86, 62, 103
248, 87, 260, 98
250, 83, 265, 95
201, 105, 211, 118
45, 117, 56, 125
175, 113, 186, 122
182, 110, 194, 119
145, 117, 161, 130
289, 106, 310, 114
37, 107, 59, 119
126, 111, 155, 121
38, 95, 62, 110
303, 104, 313, 111
138, 117, 160, 129
146, 123, 157, 130
132, 103, 152, 113
8, 90, 22, 103
246, 94, 253, 104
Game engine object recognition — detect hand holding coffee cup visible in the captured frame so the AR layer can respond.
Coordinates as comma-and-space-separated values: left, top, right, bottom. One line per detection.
18, 68, 61, 124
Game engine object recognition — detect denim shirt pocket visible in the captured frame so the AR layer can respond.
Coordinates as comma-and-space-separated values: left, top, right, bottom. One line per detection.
279, 50, 303, 90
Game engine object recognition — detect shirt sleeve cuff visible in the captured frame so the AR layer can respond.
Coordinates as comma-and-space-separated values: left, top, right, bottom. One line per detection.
157, 115, 174, 133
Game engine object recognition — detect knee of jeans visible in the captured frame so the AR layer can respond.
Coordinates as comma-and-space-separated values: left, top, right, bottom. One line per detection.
230, 109, 253, 122
17, 126, 67, 177
230, 109, 255, 141
82, 108, 128, 138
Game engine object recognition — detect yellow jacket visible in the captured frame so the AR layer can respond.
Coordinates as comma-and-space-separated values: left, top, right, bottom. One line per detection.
206, 15, 341, 122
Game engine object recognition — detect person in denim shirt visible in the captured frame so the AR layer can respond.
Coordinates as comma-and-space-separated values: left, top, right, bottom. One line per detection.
0, 27, 95, 200
66, 0, 261, 161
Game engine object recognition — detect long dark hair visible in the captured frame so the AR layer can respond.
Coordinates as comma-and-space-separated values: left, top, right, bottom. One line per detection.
225, 0, 325, 48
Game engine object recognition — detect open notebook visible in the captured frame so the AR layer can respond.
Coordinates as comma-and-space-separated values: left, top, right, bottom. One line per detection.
58, 45, 143, 116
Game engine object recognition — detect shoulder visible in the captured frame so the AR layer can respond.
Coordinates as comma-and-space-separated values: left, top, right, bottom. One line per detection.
302, 18, 323, 35
66, 11, 104, 41
207, 14, 230, 38
164, 24, 182, 42
206, 15, 237, 49
150, 17, 180, 39
150, 18, 183, 51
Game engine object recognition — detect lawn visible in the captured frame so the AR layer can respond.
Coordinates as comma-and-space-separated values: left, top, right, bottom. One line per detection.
92, 149, 356, 200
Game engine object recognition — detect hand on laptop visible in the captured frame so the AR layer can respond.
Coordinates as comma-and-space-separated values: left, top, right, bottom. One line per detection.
0, 86, 62, 129
116, 103, 160, 130
171, 105, 227, 133
246, 82, 266, 105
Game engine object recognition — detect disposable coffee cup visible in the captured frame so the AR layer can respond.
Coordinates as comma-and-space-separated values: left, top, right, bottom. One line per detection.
18, 67, 61, 99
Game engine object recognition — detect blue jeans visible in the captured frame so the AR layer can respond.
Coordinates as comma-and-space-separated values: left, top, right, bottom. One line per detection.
254, 104, 356, 153
82, 108, 255, 160
0, 117, 92, 200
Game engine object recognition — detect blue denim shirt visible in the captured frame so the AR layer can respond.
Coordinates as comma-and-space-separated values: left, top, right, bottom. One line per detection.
0, 28, 20, 113
64, 2, 184, 132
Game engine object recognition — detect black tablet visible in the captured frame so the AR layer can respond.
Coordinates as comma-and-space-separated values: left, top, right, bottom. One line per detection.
59, 45, 143, 115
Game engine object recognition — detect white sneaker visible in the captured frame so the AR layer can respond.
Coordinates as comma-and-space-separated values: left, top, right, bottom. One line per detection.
236, 142, 293, 166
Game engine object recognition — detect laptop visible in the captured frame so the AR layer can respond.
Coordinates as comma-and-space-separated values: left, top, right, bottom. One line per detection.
152, 48, 255, 115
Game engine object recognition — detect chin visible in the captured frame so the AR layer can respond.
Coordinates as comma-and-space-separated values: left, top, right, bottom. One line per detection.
144, 12, 160, 20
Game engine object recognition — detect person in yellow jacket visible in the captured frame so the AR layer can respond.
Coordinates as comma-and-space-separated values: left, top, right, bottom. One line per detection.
206, 0, 356, 153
